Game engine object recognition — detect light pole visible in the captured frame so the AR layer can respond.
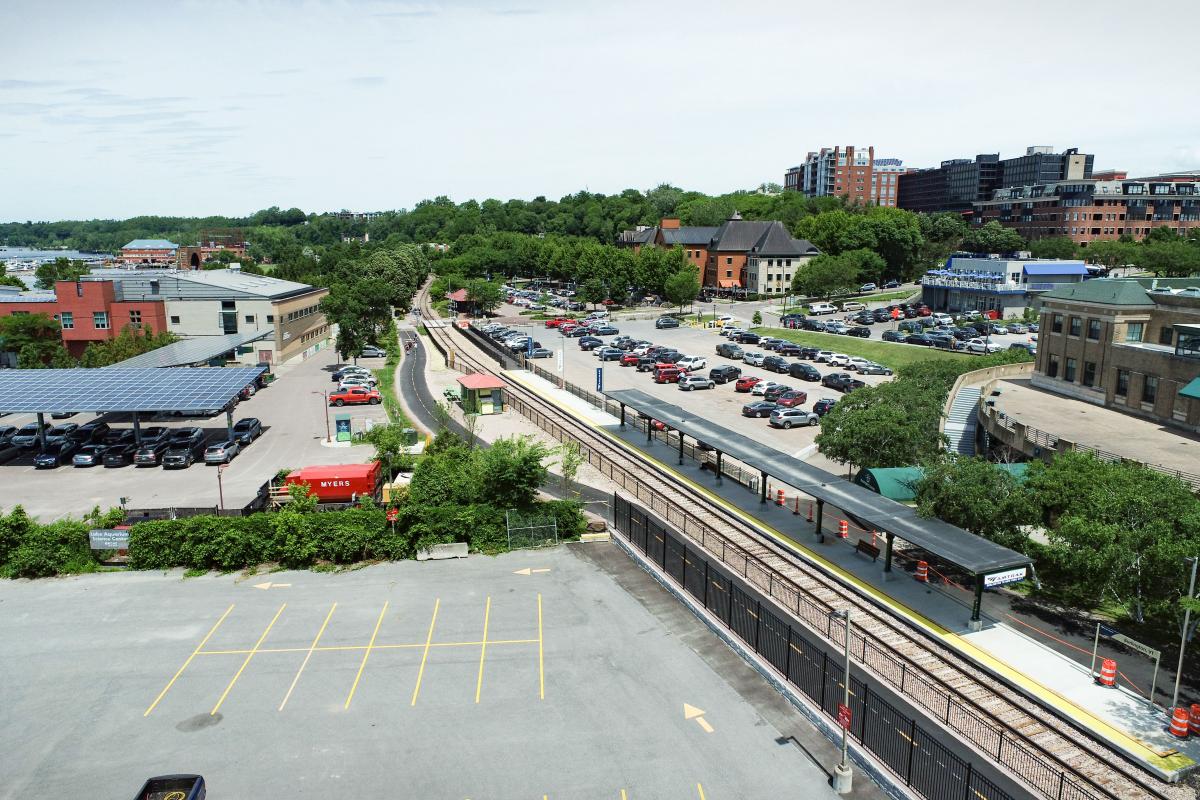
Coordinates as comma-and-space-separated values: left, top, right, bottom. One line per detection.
831, 608, 854, 794
217, 463, 226, 511
312, 390, 331, 442
1171, 556, 1198, 710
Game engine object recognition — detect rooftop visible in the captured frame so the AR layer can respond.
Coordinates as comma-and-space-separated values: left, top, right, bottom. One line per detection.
122, 239, 179, 250
108, 330, 273, 368
458, 372, 506, 391
85, 268, 320, 301
1038, 279, 1154, 306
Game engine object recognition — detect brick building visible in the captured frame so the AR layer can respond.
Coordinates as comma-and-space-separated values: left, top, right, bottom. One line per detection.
0, 280, 167, 357
119, 239, 179, 266
1033, 279, 1200, 432
705, 213, 818, 291
785, 145, 905, 207
974, 177, 1200, 246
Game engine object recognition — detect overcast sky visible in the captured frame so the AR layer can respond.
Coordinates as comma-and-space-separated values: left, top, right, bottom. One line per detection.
2, 0, 1198, 222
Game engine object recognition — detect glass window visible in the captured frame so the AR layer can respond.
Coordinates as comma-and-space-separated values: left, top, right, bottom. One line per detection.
1115, 369, 1129, 397
1047, 355, 1059, 378
1086, 319, 1101, 340
1068, 316, 1082, 337
1142, 375, 1158, 404
1052, 314, 1063, 333
1083, 361, 1096, 387
129, 310, 141, 325
726, 257, 733, 265
1159, 326, 1175, 346
93, 312, 109, 330
59, 312, 74, 330
1124, 322, 1144, 342
245, 315, 255, 324
170, 315, 180, 324
1177, 329, 1200, 359
1064, 358, 1077, 382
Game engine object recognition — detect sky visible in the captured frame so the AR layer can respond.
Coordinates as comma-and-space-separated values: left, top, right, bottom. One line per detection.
2, 0, 1199, 222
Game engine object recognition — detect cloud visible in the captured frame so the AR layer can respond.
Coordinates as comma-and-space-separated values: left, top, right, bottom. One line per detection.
265, 68, 303, 75
491, 7, 539, 15
371, 9, 437, 18
347, 76, 388, 87
0, 79, 65, 90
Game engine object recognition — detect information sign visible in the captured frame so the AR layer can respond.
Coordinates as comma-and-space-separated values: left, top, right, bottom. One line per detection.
89, 529, 129, 550
837, 703, 852, 730
984, 567, 1027, 588
595, 367, 604, 393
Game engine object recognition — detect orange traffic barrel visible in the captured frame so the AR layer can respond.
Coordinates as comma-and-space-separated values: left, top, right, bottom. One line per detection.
1170, 707, 1190, 738
776, 488, 785, 506
1190, 704, 1200, 736
915, 561, 928, 582
1097, 659, 1117, 687
838, 520, 849, 539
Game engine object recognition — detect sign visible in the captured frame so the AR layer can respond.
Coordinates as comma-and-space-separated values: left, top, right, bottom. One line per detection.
386, 508, 399, 523
557, 348, 563, 372
595, 367, 604, 393
1109, 632, 1161, 660
89, 528, 129, 550
984, 567, 1027, 588
837, 703, 852, 730
526, 337, 534, 356
335, 414, 352, 442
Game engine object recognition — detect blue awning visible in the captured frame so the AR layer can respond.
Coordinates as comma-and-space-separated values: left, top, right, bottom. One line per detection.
1023, 263, 1088, 276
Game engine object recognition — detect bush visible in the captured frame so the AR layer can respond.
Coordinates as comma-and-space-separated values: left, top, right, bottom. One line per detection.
6, 519, 94, 578
540, 499, 586, 540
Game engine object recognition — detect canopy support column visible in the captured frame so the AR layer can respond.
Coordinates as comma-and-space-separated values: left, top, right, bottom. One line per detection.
759, 470, 767, 504
882, 532, 894, 581
714, 451, 723, 485
814, 499, 824, 543
36, 412, 47, 450
619, 403, 626, 430
226, 406, 235, 441
132, 412, 142, 446
645, 418, 652, 444
969, 574, 985, 631
677, 432, 684, 466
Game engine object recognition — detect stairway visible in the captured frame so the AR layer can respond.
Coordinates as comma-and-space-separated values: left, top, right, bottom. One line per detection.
943, 387, 981, 456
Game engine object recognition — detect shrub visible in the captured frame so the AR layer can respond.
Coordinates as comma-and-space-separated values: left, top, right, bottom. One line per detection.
6, 519, 94, 578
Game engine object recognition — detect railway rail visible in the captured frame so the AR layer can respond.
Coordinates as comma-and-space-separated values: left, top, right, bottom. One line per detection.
413, 288, 1183, 800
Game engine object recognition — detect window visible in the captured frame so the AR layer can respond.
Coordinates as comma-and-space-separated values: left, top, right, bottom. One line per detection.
1064, 357, 1077, 382
129, 310, 141, 325
725, 257, 733, 265
1115, 369, 1129, 397
1124, 322, 1144, 342
1159, 326, 1174, 346
1083, 361, 1096, 387
1052, 314, 1063, 333
245, 315, 255, 324
1047, 355, 1059, 378
59, 312, 74, 330
1086, 319, 1101, 340
266, 315, 274, 323
170, 315, 180, 325
725, 270, 732, 278
93, 311, 109, 330
1068, 316, 1081, 337
1142, 375, 1158, 404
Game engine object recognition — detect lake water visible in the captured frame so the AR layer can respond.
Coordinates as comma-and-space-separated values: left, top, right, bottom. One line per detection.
1, 246, 110, 265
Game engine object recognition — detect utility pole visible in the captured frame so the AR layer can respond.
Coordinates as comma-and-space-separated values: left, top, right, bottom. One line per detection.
831, 609, 853, 794
1171, 556, 1198, 711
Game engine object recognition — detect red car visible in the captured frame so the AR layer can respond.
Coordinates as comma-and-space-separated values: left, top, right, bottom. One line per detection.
329, 387, 382, 406
620, 353, 640, 367
917, 306, 932, 317
775, 390, 808, 408
735, 376, 762, 392
654, 366, 686, 383
544, 317, 572, 328
558, 323, 578, 334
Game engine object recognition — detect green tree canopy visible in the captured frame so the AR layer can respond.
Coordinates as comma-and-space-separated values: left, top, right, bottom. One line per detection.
1027, 236, 1079, 260
0, 313, 71, 368
791, 253, 859, 299
663, 265, 700, 312
914, 456, 1038, 551
34, 258, 89, 290
960, 221, 1025, 254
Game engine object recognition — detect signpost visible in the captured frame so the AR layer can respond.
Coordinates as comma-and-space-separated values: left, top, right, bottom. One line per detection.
837, 703, 852, 730
984, 567, 1027, 588
595, 366, 604, 394
1090, 623, 1163, 705
335, 414, 352, 442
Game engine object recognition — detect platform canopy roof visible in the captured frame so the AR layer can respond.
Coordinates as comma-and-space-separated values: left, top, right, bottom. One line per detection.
108, 331, 272, 369
606, 388, 1032, 576
0, 366, 266, 414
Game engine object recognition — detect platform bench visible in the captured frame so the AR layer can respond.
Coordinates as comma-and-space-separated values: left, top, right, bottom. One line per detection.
855, 539, 880, 562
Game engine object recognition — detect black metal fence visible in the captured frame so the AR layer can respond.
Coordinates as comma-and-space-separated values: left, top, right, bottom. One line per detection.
614, 492, 1022, 800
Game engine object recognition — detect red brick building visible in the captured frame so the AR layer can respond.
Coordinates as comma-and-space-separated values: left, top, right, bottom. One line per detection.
785, 145, 906, 207
0, 280, 167, 357
120, 239, 179, 266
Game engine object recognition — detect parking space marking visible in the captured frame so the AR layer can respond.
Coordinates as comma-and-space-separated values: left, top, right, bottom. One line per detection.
696, 782, 707, 800
211, 603, 286, 716
344, 601, 388, 710
195, 638, 538, 656
143, 603, 235, 717
410, 598, 440, 706
475, 596, 492, 704
279, 602, 337, 711
538, 592, 545, 700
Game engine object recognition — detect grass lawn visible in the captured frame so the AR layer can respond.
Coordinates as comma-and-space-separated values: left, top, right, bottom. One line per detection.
857, 289, 916, 304
758, 326, 970, 369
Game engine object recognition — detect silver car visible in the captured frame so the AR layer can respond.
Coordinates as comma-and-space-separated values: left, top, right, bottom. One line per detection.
204, 439, 241, 465
769, 408, 820, 429
677, 375, 715, 391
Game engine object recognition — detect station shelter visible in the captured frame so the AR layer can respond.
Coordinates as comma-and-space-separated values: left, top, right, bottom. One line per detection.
457, 373, 506, 415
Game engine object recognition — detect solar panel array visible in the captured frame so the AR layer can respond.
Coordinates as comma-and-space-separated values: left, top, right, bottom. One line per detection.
0, 367, 267, 413
108, 330, 271, 369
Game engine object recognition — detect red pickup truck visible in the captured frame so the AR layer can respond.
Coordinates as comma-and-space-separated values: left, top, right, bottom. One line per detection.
329, 387, 382, 406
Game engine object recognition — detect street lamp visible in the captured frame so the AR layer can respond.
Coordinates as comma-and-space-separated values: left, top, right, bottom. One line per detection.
312, 390, 331, 442
217, 463, 226, 511
830, 608, 854, 794
1171, 556, 1198, 710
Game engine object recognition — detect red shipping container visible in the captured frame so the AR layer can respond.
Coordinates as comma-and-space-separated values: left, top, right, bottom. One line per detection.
285, 462, 382, 503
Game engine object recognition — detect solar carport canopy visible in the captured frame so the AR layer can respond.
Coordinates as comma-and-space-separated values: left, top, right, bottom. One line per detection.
108, 330, 271, 368
0, 366, 266, 414
606, 388, 1031, 575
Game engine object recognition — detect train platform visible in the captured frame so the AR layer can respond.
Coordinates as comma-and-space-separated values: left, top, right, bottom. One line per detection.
505, 369, 1199, 782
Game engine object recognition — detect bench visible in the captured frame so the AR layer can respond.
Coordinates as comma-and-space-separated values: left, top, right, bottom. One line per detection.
855, 539, 881, 562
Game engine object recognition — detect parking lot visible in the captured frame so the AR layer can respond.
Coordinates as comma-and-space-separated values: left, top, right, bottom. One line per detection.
0, 348, 389, 520
0, 543, 854, 800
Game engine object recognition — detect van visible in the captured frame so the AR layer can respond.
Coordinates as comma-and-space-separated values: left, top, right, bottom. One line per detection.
840, 301, 865, 312
808, 302, 837, 315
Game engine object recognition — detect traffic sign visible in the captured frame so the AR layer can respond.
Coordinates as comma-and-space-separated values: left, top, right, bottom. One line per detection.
386, 508, 399, 523
837, 703, 852, 730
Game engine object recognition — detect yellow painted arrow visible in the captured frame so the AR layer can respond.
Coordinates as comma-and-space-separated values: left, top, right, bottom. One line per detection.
253, 582, 292, 590
684, 703, 714, 732
513, 568, 551, 576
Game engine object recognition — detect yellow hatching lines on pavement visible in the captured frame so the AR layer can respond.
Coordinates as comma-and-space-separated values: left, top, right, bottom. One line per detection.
344, 601, 388, 710
696, 783, 707, 800
195, 638, 538, 656
410, 598, 440, 706
279, 602, 337, 711
212, 603, 286, 715
143, 603, 234, 717
475, 596, 492, 704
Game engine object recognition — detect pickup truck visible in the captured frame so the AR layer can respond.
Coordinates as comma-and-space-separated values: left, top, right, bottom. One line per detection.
329, 387, 382, 406
134, 774, 205, 800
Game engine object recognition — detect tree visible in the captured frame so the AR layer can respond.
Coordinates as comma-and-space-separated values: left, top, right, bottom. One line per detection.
465, 278, 503, 314
78, 326, 177, 367
960, 221, 1025, 255
476, 435, 552, 510
751, 310, 762, 325
1028, 236, 1079, 260
579, 277, 606, 309
1136, 239, 1200, 277
363, 423, 415, 479
34, 257, 88, 290
791, 253, 859, 299
663, 266, 700, 313
1083, 240, 1136, 270
914, 457, 1038, 551
0, 313, 67, 367
815, 382, 945, 472
841, 248, 887, 286
0, 274, 25, 289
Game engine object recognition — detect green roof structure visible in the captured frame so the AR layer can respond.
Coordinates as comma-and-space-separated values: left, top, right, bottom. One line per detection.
855, 464, 1029, 503
1038, 279, 1154, 306
1180, 377, 1200, 401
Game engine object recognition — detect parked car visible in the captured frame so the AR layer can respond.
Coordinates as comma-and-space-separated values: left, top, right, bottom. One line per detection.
788, 363, 821, 381
104, 428, 136, 447
769, 408, 820, 429
678, 375, 715, 391
232, 417, 263, 445
742, 351, 766, 366
578, 336, 603, 351
330, 387, 382, 406
846, 326, 871, 338
856, 362, 894, 376
71, 444, 110, 467
204, 439, 242, 465
654, 351, 683, 366
843, 357, 873, 372
750, 380, 782, 397
596, 346, 624, 361
45, 424, 79, 446
35, 441, 79, 469
103, 443, 138, 467
775, 343, 804, 357
716, 342, 744, 359
760, 355, 790, 374
884, 280, 900, 289
813, 351, 836, 363
808, 302, 837, 315
736, 332, 762, 345
967, 338, 1004, 354
1009, 342, 1037, 355
840, 302, 865, 313
655, 316, 680, 329
619, 352, 641, 367
593, 325, 620, 336
676, 356, 707, 371
636, 356, 658, 372
905, 334, 935, 347
11, 423, 42, 449
133, 439, 171, 467
881, 330, 906, 343
162, 444, 201, 470
653, 366, 686, 383
859, 283, 877, 293
741, 401, 778, 418
762, 384, 794, 403
775, 390, 808, 408
826, 322, 850, 335
70, 421, 110, 444
1006, 322, 1028, 334
822, 373, 859, 391
813, 398, 837, 416
529, 347, 553, 359
360, 344, 387, 358
709, 365, 742, 384
734, 375, 762, 392
759, 338, 785, 351
826, 353, 853, 367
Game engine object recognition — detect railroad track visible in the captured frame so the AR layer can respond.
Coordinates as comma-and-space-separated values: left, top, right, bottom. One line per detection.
414, 288, 1183, 800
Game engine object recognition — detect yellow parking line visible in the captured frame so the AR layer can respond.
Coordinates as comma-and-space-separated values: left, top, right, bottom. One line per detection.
474, 596, 492, 704
620, 791, 628, 800
410, 598, 441, 706
696, 783, 706, 800
537, 593, 545, 701
196, 638, 537, 656
144, 604, 235, 717
211, 603, 286, 716
344, 601, 389, 710
279, 602, 337, 711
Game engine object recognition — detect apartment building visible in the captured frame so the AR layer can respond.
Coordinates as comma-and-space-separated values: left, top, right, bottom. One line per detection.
1033, 279, 1200, 432
898, 147, 1093, 215
784, 146, 905, 207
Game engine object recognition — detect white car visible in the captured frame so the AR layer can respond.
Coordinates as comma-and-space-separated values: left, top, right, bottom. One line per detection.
742, 352, 766, 366
967, 338, 1004, 354
750, 380, 781, 396
721, 327, 744, 339
676, 356, 707, 371
844, 357, 873, 372
814, 351, 836, 363
827, 353, 852, 367
632, 344, 654, 356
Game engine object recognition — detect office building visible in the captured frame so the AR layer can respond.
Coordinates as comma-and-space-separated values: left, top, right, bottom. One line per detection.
898, 147, 1092, 215
920, 256, 1088, 317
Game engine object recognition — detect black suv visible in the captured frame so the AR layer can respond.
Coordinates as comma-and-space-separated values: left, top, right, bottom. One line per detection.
655, 316, 680, 329
788, 362, 821, 381
761, 355, 790, 374
232, 417, 263, 445
133, 439, 171, 467
775, 343, 804, 357
881, 330, 906, 343
736, 332, 761, 344
813, 398, 837, 416
708, 365, 742, 384
846, 327, 871, 338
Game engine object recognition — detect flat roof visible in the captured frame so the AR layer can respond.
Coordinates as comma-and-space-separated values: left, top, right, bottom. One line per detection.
0, 366, 266, 414
108, 331, 272, 368
607, 388, 1032, 575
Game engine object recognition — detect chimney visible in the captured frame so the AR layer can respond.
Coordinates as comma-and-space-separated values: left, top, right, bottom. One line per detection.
660, 217, 681, 229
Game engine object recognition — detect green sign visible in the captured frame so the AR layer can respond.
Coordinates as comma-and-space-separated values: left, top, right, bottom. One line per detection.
335, 414, 352, 442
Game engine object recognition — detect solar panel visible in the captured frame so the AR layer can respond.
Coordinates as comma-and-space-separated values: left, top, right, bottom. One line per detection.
107, 330, 272, 369
0, 367, 267, 413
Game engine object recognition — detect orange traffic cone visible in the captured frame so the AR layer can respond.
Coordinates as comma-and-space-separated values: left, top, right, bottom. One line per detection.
776, 488, 785, 507
1097, 659, 1117, 687
1170, 707, 1190, 739
915, 561, 928, 582
1191, 705, 1200, 737
793, 496, 800, 516
838, 520, 848, 539
806, 501, 813, 523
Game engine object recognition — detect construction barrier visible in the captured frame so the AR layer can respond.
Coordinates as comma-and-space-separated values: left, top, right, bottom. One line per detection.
806, 501, 813, 523
1097, 659, 1117, 687
792, 496, 800, 516
776, 488, 785, 507
1170, 707, 1190, 739
915, 560, 928, 582
838, 519, 849, 539
1191, 704, 1200, 737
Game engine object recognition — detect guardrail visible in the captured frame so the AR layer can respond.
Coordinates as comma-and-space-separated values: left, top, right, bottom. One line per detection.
940, 362, 1035, 436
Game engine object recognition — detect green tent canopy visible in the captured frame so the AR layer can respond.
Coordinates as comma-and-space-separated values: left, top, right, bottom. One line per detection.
855, 464, 1029, 502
